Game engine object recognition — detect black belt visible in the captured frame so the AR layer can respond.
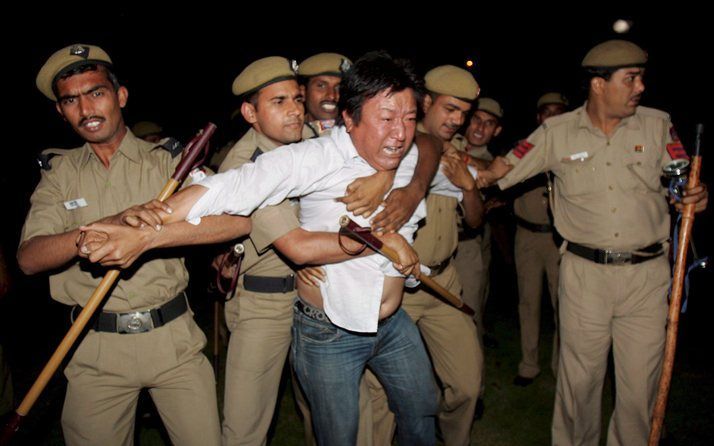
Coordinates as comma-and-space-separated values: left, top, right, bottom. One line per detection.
426, 259, 450, 277
243, 274, 296, 294
566, 241, 664, 265
515, 216, 553, 233
72, 292, 188, 334
294, 298, 331, 322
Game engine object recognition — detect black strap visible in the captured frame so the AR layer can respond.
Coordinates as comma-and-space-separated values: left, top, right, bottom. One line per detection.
250, 147, 264, 162
566, 241, 664, 265
78, 293, 188, 333
243, 274, 296, 294
515, 216, 553, 233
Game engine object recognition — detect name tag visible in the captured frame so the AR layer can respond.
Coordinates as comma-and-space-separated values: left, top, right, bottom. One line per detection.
63, 198, 88, 210
563, 151, 589, 162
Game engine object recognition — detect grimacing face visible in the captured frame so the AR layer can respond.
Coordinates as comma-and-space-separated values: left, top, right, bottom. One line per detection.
600, 67, 645, 119
422, 94, 472, 142
244, 79, 305, 145
55, 68, 128, 147
305, 74, 341, 121
465, 110, 501, 147
343, 88, 417, 171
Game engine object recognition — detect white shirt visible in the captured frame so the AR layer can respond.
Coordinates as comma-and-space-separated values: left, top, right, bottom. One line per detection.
188, 126, 467, 332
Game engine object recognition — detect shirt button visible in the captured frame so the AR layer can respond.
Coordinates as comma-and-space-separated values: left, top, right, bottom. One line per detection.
614, 233, 619, 237
607, 142, 611, 146
608, 185, 614, 191
606, 162, 611, 166
611, 207, 617, 213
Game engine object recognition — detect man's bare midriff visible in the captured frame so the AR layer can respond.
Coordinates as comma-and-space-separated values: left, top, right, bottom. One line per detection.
297, 276, 405, 320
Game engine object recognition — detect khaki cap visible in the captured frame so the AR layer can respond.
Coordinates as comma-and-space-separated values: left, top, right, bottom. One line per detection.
132, 121, 163, 138
581, 39, 647, 68
36, 44, 113, 101
425, 65, 480, 101
476, 97, 503, 119
537, 92, 569, 109
232, 56, 298, 97
298, 53, 352, 77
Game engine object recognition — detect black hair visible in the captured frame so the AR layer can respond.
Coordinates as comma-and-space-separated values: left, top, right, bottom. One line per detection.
52, 63, 121, 98
337, 50, 424, 126
581, 64, 644, 91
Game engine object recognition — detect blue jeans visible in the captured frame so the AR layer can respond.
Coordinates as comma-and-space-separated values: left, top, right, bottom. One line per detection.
291, 305, 438, 446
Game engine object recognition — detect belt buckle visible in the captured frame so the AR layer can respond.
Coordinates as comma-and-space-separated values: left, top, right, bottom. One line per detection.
604, 250, 631, 265
117, 311, 154, 334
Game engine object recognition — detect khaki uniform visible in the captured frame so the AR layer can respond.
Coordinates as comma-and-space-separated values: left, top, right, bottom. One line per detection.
218, 128, 302, 446
499, 104, 677, 446
513, 178, 560, 378
20, 130, 220, 446
301, 120, 335, 139
452, 135, 492, 352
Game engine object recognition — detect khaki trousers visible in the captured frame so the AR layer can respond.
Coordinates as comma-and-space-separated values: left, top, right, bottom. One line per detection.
222, 289, 294, 446
455, 226, 491, 345
403, 264, 483, 446
62, 311, 220, 446
514, 228, 561, 378
552, 252, 669, 446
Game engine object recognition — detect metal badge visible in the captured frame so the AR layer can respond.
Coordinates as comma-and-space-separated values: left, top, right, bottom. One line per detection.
634, 144, 645, 153
340, 58, 352, 73
69, 45, 90, 59
290, 59, 299, 73
117, 311, 153, 334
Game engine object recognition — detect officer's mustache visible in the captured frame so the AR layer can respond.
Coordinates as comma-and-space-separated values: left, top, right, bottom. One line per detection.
79, 115, 105, 127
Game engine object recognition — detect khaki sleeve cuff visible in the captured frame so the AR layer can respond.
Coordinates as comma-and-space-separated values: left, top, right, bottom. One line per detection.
250, 201, 300, 253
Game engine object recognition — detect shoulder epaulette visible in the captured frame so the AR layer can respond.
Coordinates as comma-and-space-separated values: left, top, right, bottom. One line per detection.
636, 106, 671, 122
250, 147, 264, 162
37, 148, 71, 171
155, 137, 185, 158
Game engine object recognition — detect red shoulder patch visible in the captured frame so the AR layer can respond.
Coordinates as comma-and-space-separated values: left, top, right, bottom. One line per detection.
666, 141, 689, 160
512, 140, 534, 159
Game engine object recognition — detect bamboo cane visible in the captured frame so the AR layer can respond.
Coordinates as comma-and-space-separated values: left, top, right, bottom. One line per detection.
648, 124, 704, 446
0, 123, 216, 445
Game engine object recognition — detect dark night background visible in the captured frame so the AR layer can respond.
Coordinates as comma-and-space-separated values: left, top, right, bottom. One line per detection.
1, 7, 712, 444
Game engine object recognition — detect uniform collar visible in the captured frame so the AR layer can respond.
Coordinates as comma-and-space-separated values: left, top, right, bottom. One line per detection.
80, 128, 143, 167
248, 127, 282, 152
577, 102, 641, 133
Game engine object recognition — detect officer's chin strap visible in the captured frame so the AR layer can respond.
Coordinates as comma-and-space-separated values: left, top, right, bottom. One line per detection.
671, 213, 708, 313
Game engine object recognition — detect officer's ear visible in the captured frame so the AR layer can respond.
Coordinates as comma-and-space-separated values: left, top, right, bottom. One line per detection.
590, 77, 606, 97
117, 86, 129, 109
241, 101, 258, 125
422, 94, 433, 114
55, 102, 67, 121
494, 124, 503, 138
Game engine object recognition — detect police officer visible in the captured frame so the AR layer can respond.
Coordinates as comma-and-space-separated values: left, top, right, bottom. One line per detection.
298, 52, 351, 138
478, 40, 708, 446
17, 44, 243, 446
217, 56, 305, 446
407, 65, 485, 445
512, 92, 568, 386
131, 120, 164, 143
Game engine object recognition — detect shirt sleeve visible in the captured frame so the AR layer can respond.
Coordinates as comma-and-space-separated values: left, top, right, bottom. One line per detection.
498, 124, 551, 190
20, 168, 68, 243
250, 201, 301, 253
186, 140, 342, 222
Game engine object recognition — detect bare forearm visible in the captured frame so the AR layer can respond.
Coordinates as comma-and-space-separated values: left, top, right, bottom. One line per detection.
462, 188, 485, 229
148, 215, 251, 250
17, 230, 81, 275
273, 228, 374, 265
161, 185, 210, 224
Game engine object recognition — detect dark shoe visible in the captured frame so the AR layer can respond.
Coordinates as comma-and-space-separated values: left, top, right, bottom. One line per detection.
474, 399, 485, 420
513, 375, 535, 387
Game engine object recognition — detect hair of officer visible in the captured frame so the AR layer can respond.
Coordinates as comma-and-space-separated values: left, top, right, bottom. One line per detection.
337, 50, 424, 126
52, 63, 121, 99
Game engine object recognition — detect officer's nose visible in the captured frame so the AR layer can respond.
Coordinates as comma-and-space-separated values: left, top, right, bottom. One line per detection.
78, 96, 92, 118
634, 76, 646, 95
325, 85, 337, 102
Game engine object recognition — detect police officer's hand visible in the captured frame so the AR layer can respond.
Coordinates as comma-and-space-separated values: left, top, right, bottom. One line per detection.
441, 149, 476, 192
674, 183, 709, 213
105, 199, 173, 231
76, 229, 109, 258
77, 222, 155, 268
378, 232, 420, 278
370, 185, 422, 234
297, 266, 326, 288
338, 170, 394, 218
